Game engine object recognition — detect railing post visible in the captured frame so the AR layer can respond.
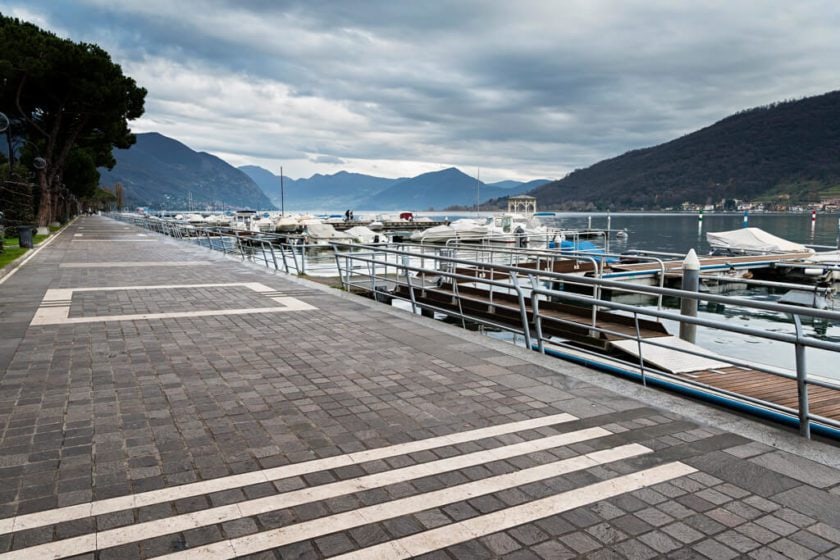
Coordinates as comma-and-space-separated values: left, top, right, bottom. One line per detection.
300, 243, 307, 275
680, 249, 700, 343
267, 241, 279, 270
793, 314, 811, 439
510, 272, 532, 349
404, 260, 418, 315
529, 275, 544, 353
634, 312, 647, 387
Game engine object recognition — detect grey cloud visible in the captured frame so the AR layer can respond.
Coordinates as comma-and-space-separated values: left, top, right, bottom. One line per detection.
308, 155, 346, 164
7, 0, 840, 180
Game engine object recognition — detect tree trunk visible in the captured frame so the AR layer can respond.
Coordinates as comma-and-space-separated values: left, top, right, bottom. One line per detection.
37, 171, 51, 227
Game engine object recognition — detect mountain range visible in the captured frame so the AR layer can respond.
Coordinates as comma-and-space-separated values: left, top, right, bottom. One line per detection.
532, 90, 840, 209
238, 165, 548, 210
99, 132, 547, 210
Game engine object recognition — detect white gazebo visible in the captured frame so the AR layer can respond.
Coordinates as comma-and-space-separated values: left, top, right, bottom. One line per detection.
508, 195, 537, 216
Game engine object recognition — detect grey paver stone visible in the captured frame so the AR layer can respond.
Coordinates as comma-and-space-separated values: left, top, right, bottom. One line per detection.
638, 530, 682, 553
693, 538, 739, 559
663, 521, 705, 544
768, 537, 818, 560
562, 531, 601, 554
611, 538, 657, 559
480, 532, 522, 555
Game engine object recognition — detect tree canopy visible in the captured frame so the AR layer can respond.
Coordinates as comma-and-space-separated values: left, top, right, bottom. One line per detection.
0, 14, 146, 224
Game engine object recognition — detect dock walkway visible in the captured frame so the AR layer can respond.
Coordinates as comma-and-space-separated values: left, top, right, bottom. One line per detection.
2, 216, 840, 559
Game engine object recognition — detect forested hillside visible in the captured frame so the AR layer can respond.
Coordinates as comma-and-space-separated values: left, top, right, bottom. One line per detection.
532, 91, 840, 209
100, 133, 274, 209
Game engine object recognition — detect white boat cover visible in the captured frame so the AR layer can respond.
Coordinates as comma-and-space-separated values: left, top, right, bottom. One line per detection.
304, 222, 354, 241
410, 219, 489, 242
706, 227, 811, 254
345, 226, 381, 243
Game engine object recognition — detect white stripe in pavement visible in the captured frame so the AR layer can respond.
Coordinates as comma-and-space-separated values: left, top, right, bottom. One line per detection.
7, 427, 614, 559
2, 413, 577, 535
60, 261, 212, 268
30, 302, 317, 326
29, 283, 319, 325
334, 461, 698, 560
155, 443, 654, 560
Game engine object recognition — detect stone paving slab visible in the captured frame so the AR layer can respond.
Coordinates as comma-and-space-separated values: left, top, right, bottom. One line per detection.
0, 216, 839, 559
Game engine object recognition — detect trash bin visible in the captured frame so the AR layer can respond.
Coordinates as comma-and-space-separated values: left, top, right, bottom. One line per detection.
18, 226, 34, 249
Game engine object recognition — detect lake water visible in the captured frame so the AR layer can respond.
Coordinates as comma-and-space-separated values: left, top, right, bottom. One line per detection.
540, 211, 840, 254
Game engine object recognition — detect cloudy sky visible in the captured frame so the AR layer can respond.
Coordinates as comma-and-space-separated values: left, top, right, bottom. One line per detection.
4, 1, 840, 182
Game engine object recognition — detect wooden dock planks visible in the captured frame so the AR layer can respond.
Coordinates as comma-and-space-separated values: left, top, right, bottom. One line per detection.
685, 366, 840, 421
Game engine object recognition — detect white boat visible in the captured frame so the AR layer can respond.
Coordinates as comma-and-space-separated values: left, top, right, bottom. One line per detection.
483, 214, 551, 247
205, 214, 229, 226
410, 219, 489, 243
707, 227, 813, 255
345, 226, 387, 244
230, 210, 261, 232
253, 212, 274, 232
303, 222, 355, 245
274, 215, 300, 232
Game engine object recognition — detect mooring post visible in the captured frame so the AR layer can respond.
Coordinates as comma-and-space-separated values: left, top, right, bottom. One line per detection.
679, 248, 700, 343
742, 209, 749, 228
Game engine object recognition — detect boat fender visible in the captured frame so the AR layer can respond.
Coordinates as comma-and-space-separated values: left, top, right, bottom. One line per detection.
804, 268, 825, 277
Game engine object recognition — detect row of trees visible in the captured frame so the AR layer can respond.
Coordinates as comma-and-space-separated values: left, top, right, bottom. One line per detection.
0, 14, 145, 227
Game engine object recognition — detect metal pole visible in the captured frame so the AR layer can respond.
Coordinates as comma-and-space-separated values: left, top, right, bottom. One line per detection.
793, 314, 811, 439
510, 272, 532, 349
679, 248, 700, 343
280, 166, 285, 216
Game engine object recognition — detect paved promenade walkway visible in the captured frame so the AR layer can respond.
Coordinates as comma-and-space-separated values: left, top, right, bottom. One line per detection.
2, 215, 840, 559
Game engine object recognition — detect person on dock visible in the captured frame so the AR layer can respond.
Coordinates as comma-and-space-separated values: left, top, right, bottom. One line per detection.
515, 225, 528, 248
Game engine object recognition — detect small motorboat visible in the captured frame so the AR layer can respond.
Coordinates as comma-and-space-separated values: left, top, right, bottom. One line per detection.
707, 227, 812, 255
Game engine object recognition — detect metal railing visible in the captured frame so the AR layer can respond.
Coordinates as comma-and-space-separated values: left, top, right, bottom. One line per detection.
330, 242, 840, 440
